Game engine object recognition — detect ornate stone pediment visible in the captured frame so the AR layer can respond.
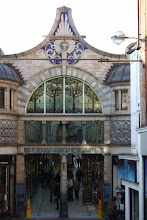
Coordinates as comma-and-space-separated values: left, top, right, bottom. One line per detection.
41, 8, 88, 65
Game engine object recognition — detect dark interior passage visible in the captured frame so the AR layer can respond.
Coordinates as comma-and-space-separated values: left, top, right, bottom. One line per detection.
25, 154, 104, 218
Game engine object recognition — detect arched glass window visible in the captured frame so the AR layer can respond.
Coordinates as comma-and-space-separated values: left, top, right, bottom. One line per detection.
26, 77, 102, 114
46, 78, 63, 113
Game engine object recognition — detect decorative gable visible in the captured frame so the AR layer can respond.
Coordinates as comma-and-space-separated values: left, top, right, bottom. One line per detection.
54, 12, 75, 36
41, 7, 88, 65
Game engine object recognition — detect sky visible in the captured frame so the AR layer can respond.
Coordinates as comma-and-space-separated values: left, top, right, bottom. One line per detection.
0, 0, 138, 55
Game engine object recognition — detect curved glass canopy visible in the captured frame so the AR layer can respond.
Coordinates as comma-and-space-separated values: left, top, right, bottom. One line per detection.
26, 77, 102, 114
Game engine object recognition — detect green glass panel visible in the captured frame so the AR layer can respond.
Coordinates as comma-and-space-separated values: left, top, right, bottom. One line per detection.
65, 77, 83, 113
27, 84, 44, 113
84, 84, 102, 113
66, 121, 82, 143
46, 121, 62, 143
25, 121, 42, 143
46, 78, 63, 113
86, 121, 104, 143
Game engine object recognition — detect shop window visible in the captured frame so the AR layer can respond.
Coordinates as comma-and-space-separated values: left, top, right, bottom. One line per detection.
0, 88, 4, 108
115, 91, 119, 110
121, 90, 128, 110
26, 76, 102, 114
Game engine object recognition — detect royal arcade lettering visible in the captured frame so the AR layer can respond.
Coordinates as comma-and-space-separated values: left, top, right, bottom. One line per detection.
24, 147, 103, 154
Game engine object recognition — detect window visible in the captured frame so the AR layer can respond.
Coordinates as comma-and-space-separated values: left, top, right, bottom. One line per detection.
26, 77, 102, 114
114, 90, 128, 111
115, 91, 119, 110
27, 84, 44, 113
24, 121, 104, 144
121, 90, 128, 110
0, 88, 4, 108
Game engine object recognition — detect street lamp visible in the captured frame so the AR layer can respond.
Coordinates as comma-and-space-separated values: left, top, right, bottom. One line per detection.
111, 31, 145, 45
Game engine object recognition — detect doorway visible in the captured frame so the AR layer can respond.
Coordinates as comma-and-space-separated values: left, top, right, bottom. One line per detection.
130, 189, 139, 220
25, 153, 103, 218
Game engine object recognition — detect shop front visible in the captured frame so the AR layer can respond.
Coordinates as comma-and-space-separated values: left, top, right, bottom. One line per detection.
0, 155, 16, 217
118, 158, 138, 220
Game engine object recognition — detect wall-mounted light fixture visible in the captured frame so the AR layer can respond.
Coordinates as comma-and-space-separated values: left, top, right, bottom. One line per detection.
111, 31, 145, 45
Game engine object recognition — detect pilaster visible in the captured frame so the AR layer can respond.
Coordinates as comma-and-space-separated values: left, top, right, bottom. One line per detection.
16, 155, 25, 217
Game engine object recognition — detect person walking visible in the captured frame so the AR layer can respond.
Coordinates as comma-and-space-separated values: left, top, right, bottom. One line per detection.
54, 181, 60, 209
76, 168, 83, 182
77, 154, 82, 168
73, 177, 80, 200
67, 177, 74, 201
108, 197, 118, 220
49, 177, 57, 203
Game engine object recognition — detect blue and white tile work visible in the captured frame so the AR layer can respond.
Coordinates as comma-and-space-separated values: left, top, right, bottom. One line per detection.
41, 40, 88, 65
54, 12, 76, 36
41, 11, 88, 65
0, 119, 17, 143
111, 120, 131, 144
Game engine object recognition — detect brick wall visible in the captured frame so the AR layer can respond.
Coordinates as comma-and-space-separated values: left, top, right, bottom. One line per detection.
139, 0, 147, 126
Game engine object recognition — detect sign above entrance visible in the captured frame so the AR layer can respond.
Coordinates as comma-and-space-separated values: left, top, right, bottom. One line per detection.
24, 147, 103, 154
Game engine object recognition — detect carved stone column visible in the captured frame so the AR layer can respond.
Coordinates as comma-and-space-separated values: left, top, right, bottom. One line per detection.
60, 154, 68, 218
41, 121, 46, 144
62, 121, 66, 144
10, 89, 14, 110
82, 121, 86, 144
119, 90, 121, 110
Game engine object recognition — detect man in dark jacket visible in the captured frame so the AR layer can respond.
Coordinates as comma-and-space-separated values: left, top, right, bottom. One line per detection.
76, 168, 83, 182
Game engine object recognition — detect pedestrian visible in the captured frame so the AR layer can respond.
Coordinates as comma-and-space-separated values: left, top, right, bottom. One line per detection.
108, 197, 118, 220
54, 181, 60, 209
77, 154, 82, 168
67, 169, 74, 179
49, 178, 57, 203
67, 177, 74, 201
46, 168, 53, 187
76, 168, 83, 182
73, 177, 80, 200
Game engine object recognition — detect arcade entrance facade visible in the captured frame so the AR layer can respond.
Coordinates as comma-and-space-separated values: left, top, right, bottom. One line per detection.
14, 143, 112, 218
24, 153, 104, 218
